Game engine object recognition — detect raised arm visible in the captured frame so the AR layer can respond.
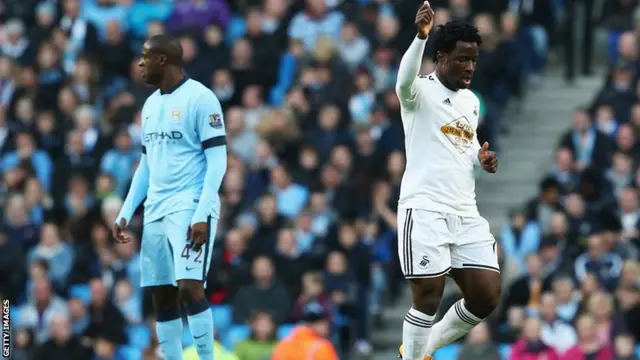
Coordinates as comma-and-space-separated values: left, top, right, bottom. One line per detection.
396, 37, 428, 107
395, 2, 434, 108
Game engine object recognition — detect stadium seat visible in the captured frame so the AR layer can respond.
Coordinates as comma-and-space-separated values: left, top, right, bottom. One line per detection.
499, 343, 512, 359
211, 305, 233, 334
127, 324, 151, 349
69, 284, 91, 304
222, 324, 250, 350
118, 345, 143, 360
433, 344, 461, 360
277, 324, 296, 339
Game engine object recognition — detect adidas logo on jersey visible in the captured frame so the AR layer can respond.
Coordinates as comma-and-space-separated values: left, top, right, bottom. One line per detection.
443, 98, 452, 106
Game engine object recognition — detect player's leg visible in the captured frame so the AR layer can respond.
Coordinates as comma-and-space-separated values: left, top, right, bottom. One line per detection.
140, 219, 183, 360
165, 210, 216, 360
398, 209, 452, 360
424, 215, 501, 356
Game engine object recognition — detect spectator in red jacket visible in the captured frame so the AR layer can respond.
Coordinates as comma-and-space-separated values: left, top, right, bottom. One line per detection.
562, 314, 614, 360
509, 317, 560, 360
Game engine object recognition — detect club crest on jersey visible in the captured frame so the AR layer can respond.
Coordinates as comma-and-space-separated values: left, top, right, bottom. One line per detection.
209, 113, 223, 129
171, 110, 181, 120
473, 105, 478, 116
440, 117, 474, 154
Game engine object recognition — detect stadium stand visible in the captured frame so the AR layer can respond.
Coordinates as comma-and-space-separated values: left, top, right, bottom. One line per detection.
0, 0, 638, 360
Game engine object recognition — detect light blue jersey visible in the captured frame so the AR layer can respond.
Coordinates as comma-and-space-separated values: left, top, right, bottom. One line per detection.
117, 76, 227, 288
140, 78, 226, 224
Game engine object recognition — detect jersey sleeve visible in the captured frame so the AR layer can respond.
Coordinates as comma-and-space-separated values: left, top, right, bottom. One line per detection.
470, 96, 482, 166
194, 90, 227, 149
395, 36, 427, 109
470, 134, 481, 166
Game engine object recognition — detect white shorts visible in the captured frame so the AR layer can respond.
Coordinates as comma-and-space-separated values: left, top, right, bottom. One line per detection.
397, 208, 500, 279
140, 210, 218, 288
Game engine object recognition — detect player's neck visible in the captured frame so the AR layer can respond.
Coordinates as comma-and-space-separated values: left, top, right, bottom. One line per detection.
435, 69, 457, 92
159, 68, 186, 94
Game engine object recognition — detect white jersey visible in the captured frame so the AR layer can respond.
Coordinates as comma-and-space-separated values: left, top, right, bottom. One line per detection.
395, 37, 482, 217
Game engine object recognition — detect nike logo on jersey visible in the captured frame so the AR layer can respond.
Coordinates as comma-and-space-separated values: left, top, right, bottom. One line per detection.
185, 266, 196, 271
443, 98, 452, 106
193, 332, 208, 339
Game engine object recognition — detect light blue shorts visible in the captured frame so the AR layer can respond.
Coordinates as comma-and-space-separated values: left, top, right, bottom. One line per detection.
140, 210, 217, 288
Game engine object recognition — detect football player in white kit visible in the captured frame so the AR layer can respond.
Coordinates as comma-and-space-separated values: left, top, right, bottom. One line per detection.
396, 3, 501, 360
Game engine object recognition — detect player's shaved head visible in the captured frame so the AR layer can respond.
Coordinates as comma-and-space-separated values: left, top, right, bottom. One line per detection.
139, 34, 185, 86
146, 34, 183, 65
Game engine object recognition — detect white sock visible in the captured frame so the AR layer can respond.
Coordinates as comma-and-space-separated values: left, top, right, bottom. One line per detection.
402, 307, 435, 360
424, 300, 482, 356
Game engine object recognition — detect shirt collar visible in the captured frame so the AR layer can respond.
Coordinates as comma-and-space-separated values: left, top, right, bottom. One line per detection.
161, 76, 189, 95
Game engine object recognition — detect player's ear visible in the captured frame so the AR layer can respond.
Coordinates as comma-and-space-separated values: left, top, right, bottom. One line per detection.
158, 54, 167, 66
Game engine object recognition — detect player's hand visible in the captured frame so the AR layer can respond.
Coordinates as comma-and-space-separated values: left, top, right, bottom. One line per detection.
478, 142, 498, 173
188, 222, 208, 252
415, 1, 434, 39
112, 218, 131, 243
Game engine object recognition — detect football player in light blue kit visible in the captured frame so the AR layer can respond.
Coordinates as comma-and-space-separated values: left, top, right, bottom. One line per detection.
112, 34, 226, 360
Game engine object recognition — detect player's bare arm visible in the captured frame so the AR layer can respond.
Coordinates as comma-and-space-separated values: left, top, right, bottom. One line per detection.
478, 141, 498, 173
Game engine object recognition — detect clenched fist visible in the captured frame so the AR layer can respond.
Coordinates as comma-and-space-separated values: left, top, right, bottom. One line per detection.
416, 1, 435, 39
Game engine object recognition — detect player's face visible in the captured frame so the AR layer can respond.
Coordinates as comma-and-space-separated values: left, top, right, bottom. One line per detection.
441, 40, 479, 90
138, 42, 164, 85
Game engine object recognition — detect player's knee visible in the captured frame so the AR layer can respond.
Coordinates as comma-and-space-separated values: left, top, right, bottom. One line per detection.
410, 280, 444, 314
177, 280, 205, 306
466, 281, 501, 318
486, 283, 502, 312
151, 286, 180, 310
413, 294, 441, 315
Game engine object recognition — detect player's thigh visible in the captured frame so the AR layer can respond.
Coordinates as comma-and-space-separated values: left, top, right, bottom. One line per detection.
163, 210, 216, 284
451, 215, 500, 273
397, 208, 453, 279
140, 219, 176, 288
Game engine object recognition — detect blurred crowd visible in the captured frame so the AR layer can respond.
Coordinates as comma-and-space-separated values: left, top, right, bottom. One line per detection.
2, 0, 637, 360
482, 1, 640, 360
